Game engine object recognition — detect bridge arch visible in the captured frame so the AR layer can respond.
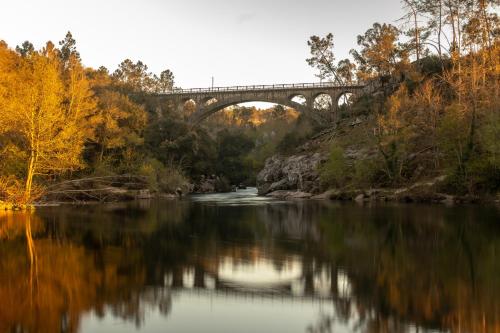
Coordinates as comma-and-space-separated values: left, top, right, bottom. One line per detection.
178, 98, 197, 114
202, 97, 218, 106
312, 93, 333, 111
288, 94, 308, 105
336, 91, 355, 108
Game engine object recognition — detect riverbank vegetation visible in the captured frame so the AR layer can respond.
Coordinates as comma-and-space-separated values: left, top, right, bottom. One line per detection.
1, 0, 498, 205
0, 33, 187, 204
0, 35, 299, 205
309, 0, 499, 198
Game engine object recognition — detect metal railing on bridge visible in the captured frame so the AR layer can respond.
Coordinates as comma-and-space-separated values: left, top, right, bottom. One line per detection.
163, 82, 365, 95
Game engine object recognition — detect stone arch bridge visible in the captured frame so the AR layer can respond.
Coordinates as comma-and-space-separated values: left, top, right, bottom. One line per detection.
159, 82, 366, 123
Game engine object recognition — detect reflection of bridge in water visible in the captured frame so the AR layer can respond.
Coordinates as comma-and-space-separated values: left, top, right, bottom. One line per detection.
156, 203, 346, 302
162, 260, 352, 302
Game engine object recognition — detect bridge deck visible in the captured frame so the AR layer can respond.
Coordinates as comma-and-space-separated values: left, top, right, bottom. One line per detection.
164, 82, 364, 95
172, 287, 340, 303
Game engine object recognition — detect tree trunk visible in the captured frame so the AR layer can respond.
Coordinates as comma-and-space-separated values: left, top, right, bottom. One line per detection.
99, 144, 105, 164
413, 9, 420, 61
448, 2, 457, 52
24, 150, 37, 203
438, 0, 443, 59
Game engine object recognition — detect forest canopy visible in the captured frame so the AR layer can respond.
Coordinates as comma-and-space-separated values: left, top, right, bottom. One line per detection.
0, 34, 298, 204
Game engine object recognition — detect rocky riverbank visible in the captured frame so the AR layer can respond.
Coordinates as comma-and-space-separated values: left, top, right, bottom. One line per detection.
261, 173, 499, 204
26, 174, 235, 205
256, 153, 326, 196
255, 114, 374, 197
38, 175, 182, 203
255, 120, 500, 205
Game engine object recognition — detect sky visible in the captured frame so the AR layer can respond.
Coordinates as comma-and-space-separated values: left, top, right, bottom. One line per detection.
1, 0, 405, 89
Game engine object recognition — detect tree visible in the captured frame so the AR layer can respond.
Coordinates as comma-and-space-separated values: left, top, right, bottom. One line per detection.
306, 33, 344, 84
15, 41, 34, 58
155, 69, 175, 93
411, 79, 443, 168
350, 23, 407, 80
374, 85, 414, 182
336, 59, 356, 84
0, 42, 27, 201
144, 107, 218, 178
113, 59, 156, 92
59, 31, 81, 65
419, 0, 446, 59
89, 90, 146, 163
270, 104, 288, 120
0, 42, 94, 202
400, 0, 431, 61
216, 130, 255, 184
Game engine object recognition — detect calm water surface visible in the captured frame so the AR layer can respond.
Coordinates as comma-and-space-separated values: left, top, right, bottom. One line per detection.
1, 188, 499, 333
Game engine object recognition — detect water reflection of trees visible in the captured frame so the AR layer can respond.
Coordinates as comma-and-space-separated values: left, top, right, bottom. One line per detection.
0, 210, 170, 333
0, 203, 499, 332
311, 204, 500, 333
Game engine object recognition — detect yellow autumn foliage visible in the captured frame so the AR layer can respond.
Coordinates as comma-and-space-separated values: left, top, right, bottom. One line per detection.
0, 42, 95, 203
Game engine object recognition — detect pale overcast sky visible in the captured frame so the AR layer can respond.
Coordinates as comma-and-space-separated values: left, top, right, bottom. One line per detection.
1, 0, 404, 88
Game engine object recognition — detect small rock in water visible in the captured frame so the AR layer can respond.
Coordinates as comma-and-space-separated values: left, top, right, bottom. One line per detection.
355, 194, 365, 203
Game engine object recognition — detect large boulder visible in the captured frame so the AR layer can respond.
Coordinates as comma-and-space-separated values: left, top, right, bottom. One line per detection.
257, 153, 326, 195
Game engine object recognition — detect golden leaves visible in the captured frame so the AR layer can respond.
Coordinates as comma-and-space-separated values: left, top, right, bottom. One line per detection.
0, 42, 96, 202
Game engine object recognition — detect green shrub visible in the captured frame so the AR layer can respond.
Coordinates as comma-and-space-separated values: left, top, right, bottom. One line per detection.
440, 158, 500, 195
468, 160, 500, 194
158, 166, 189, 194
138, 158, 162, 190
215, 130, 255, 185
353, 158, 381, 187
91, 158, 118, 177
277, 115, 314, 154
277, 133, 305, 154
351, 94, 383, 117
481, 111, 500, 168
320, 147, 349, 188
138, 158, 189, 194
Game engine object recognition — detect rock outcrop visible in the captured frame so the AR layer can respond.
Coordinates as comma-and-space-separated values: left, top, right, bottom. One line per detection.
257, 153, 327, 195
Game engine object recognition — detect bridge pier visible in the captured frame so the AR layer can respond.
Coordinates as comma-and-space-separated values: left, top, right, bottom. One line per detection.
330, 94, 339, 124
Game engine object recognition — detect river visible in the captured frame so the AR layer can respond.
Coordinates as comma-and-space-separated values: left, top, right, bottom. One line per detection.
0, 188, 499, 333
